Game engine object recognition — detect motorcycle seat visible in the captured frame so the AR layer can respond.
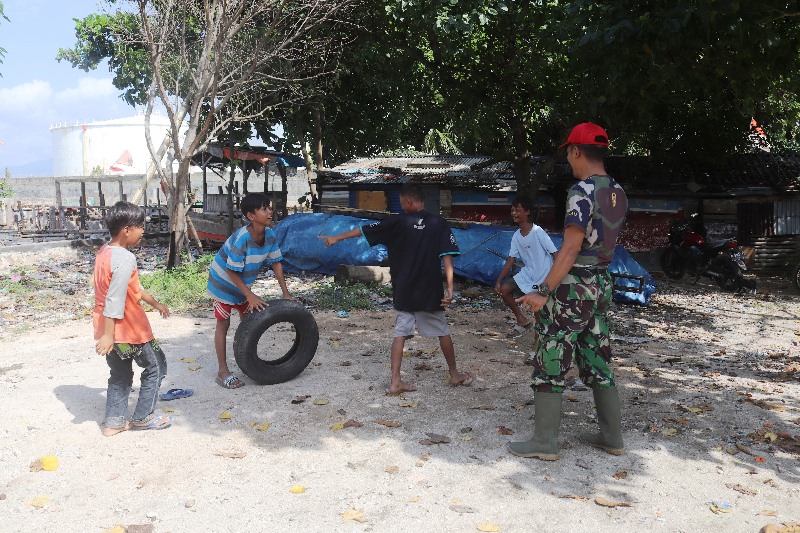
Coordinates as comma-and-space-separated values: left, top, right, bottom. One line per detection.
702, 239, 735, 252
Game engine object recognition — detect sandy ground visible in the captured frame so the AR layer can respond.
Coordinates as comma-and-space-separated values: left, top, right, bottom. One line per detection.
1, 247, 799, 533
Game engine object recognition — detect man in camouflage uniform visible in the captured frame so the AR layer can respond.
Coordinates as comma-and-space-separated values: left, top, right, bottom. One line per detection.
508, 122, 628, 461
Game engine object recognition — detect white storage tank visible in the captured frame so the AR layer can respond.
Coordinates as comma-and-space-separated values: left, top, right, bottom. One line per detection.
50, 114, 173, 176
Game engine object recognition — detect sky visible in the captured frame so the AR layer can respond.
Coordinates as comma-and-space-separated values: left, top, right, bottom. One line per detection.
0, 0, 137, 176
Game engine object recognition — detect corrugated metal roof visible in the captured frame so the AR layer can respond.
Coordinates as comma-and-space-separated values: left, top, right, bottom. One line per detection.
319, 153, 800, 195
318, 156, 518, 190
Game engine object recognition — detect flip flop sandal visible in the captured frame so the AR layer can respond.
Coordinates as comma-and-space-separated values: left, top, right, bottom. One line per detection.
159, 388, 194, 401
132, 414, 172, 431
216, 374, 245, 389
451, 371, 474, 387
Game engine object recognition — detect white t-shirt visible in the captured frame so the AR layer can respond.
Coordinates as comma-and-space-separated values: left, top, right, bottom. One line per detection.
509, 225, 558, 293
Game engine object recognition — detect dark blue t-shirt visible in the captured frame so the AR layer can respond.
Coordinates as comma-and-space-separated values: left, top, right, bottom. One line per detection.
361, 211, 460, 312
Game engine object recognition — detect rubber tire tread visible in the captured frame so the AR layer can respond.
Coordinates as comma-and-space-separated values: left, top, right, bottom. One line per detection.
233, 300, 319, 385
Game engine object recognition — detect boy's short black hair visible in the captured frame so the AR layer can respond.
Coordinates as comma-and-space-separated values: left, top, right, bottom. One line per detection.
511, 195, 534, 213
105, 201, 145, 237
399, 183, 425, 203
240, 193, 270, 216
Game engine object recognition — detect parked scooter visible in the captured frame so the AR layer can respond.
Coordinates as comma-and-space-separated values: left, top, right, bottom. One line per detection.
660, 217, 753, 292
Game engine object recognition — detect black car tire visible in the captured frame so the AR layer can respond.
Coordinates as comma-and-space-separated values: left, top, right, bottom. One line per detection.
233, 300, 319, 385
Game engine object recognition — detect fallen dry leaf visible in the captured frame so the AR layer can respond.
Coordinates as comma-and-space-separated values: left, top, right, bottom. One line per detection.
595, 497, 632, 508
126, 525, 154, 533
330, 421, 345, 431
385, 466, 399, 474
398, 402, 418, 408
661, 428, 677, 437
725, 483, 757, 496
471, 405, 496, 411
497, 426, 514, 435
342, 508, 368, 523
736, 443, 753, 455
559, 494, 590, 502
214, 451, 246, 459
613, 470, 628, 480
103, 527, 126, 533
409, 496, 421, 503
218, 411, 232, 420
289, 486, 306, 494
459, 435, 474, 441
291, 395, 310, 404
343, 419, 363, 428
187, 365, 201, 371
375, 419, 402, 428
163, 407, 175, 413
419, 433, 450, 445
28, 495, 51, 508
251, 421, 270, 431
313, 398, 330, 405
179, 357, 197, 363
748, 398, 787, 412
476, 522, 501, 532
757, 510, 778, 516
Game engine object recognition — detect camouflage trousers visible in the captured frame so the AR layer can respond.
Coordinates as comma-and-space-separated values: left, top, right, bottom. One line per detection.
530, 268, 616, 393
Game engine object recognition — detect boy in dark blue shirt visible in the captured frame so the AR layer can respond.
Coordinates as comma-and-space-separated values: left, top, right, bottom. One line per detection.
321, 184, 472, 393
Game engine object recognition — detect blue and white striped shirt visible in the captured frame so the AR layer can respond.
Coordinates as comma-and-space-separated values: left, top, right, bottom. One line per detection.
207, 225, 283, 304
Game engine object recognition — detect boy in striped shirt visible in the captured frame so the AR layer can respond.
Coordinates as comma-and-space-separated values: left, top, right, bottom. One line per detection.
207, 193, 292, 389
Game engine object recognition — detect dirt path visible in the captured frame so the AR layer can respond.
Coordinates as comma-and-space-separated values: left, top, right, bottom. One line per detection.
1, 249, 799, 532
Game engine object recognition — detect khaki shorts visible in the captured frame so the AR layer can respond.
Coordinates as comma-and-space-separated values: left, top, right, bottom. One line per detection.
394, 310, 450, 338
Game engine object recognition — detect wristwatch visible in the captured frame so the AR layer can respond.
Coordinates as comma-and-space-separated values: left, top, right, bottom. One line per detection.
537, 282, 552, 297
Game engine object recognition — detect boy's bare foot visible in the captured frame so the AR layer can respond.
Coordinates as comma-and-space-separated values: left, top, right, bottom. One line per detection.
386, 381, 417, 395
102, 421, 131, 437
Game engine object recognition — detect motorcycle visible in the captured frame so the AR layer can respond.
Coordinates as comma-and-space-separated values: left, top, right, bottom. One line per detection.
660, 217, 753, 292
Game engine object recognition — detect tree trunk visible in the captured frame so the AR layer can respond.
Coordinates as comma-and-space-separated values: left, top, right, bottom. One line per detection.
297, 112, 318, 204
167, 156, 195, 268
312, 106, 324, 169
511, 113, 533, 197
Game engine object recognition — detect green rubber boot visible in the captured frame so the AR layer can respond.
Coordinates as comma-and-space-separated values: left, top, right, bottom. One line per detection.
508, 392, 562, 461
580, 387, 625, 456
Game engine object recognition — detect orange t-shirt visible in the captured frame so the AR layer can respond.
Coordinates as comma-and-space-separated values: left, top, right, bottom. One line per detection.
92, 244, 154, 344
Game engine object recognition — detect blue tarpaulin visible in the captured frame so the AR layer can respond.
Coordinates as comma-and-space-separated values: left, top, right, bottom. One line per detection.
273, 213, 655, 305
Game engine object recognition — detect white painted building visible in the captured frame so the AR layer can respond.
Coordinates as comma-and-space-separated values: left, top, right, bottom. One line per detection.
49, 114, 176, 176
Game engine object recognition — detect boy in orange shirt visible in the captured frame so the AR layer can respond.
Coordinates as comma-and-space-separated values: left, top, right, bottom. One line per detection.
93, 201, 172, 435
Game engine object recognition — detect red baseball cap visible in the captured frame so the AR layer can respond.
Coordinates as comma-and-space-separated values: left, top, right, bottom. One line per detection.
559, 122, 609, 148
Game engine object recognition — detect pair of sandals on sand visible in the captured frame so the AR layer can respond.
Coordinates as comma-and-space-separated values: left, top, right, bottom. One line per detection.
102, 414, 173, 436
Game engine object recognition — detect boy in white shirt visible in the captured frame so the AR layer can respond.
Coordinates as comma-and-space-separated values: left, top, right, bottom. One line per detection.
494, 196, 558, 328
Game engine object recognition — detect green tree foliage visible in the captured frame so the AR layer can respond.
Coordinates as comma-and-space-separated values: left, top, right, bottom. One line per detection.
563, 1, 800, 159
0, 1, 9, 76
